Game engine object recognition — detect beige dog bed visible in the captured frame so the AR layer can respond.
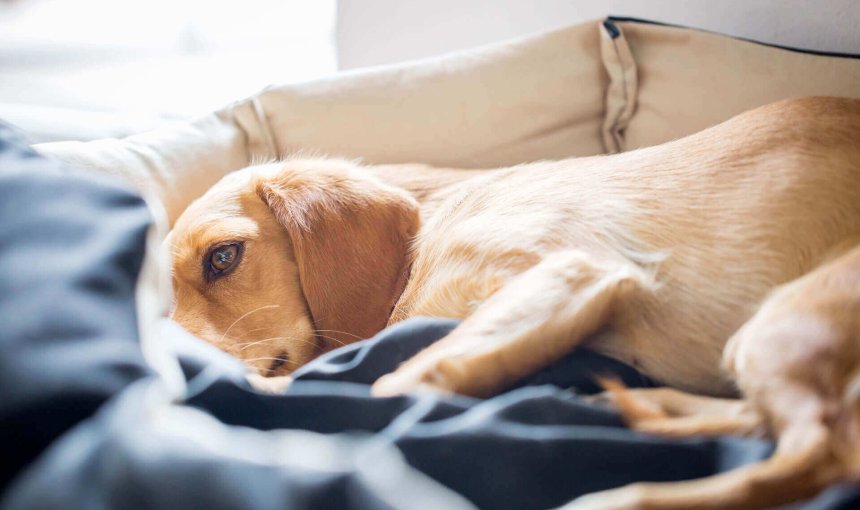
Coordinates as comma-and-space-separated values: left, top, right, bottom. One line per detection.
36, 17, 860, 225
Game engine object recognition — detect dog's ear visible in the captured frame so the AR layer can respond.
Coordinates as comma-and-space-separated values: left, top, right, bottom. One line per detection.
255, 162, 419, 349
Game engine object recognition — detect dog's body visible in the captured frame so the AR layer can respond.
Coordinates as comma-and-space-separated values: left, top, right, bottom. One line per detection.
371, 96, 860, 399
168, 97, 860, 508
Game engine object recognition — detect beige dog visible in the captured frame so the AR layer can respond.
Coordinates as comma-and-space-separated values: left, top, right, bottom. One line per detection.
168, 97, 860, 508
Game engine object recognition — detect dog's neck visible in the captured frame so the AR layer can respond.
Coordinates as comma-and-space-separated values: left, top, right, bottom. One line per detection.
366, 163, 489, 220
366, 163, 489, 326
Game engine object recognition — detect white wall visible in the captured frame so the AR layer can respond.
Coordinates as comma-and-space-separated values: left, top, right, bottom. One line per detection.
0, 0, 337, 142
337, 0, 860, 69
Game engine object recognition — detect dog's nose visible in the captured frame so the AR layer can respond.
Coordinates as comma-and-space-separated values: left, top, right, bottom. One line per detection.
267, 351, 289, 376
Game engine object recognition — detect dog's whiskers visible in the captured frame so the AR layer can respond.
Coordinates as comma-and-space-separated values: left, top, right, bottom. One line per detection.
218, 304, 280, 345
238, 336, 288, 351
314, 335, 350, 348
237, 334, 331, 352
237, 335, 303, 351
314, 328, 363, 341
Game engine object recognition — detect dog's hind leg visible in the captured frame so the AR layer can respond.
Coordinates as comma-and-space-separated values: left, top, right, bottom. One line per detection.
372, 250, 653, 397
565, 391, 840, 510
566, 242, 860, 510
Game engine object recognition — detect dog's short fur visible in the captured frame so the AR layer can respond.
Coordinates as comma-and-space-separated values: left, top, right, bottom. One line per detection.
168, 97, 860, 508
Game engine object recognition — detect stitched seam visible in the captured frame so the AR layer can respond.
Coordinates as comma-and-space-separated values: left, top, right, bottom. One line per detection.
252, 96, 280, 159
608, 32, 630, 150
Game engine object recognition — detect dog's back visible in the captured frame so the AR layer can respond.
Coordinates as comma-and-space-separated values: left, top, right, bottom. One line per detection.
393, 97, 860, 395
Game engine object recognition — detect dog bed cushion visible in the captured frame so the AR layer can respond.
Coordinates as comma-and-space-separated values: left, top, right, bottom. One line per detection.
33, 17, 860, 225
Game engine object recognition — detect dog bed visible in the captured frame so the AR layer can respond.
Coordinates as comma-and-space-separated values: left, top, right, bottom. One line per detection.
3, 17, 860, 510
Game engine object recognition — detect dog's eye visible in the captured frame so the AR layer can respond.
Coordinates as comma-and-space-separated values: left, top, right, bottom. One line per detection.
205, 242, 243, 280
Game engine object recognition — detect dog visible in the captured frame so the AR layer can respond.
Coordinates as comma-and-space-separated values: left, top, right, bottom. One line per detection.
167, 96, 860, 508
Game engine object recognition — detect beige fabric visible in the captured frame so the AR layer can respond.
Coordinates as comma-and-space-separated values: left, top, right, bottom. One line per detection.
37, 110, 250, 223
35, 18, 860, 225
600, 21, 639, 153
615, 20, 860, 150
37, 20, 605, 225
252, 21, 606, 169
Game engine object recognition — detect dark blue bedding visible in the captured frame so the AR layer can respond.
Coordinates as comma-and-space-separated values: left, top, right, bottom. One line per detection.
1, 122, 858, 509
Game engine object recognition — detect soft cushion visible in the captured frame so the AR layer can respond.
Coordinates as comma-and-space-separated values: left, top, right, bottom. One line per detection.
34, 18, 860, 226
612, 17, 860, 150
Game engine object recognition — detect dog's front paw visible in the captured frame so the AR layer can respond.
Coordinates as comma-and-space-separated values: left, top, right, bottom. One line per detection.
371, 357, 465, 397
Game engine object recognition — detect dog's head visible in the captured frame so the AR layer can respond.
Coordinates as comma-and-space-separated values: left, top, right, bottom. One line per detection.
167, 158, 419, 376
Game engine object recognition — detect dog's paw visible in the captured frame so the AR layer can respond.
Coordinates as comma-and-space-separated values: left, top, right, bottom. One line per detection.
371, 357, 465, 397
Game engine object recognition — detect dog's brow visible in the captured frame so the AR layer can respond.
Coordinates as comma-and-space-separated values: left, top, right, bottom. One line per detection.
191, 219, 260, 251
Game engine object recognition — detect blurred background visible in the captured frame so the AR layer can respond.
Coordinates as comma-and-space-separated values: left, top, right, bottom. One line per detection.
2, 0, 858, 143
